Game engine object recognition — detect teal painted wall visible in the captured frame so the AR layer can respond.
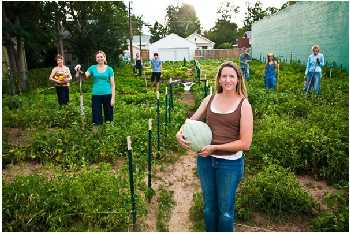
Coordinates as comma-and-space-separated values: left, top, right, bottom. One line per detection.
251, 1, 349, 72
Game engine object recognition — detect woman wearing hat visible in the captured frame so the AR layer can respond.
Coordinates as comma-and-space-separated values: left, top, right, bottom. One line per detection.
264, 53, 279, 89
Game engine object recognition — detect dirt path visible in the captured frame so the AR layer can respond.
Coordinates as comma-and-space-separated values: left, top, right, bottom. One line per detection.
142, 152, 201, 231
142, 90, 200, 231
297, 175, 338, 211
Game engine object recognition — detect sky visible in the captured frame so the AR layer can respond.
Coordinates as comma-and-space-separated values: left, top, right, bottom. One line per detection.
125, 0, 288, 34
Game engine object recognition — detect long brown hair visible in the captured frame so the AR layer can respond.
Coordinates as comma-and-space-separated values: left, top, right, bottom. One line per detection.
215, 62, 248, 97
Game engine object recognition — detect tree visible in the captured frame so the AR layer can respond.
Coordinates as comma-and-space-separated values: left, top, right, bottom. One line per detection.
207, 20, 238, 49
2, 1, 45, 92
165, 3, 201, 38
243, 1, 268, 31
149, 21, 167, 43
64, 1, 129, 65
207, 1, 240, 49
217, 1, 240, 22
243, 1, 297, 31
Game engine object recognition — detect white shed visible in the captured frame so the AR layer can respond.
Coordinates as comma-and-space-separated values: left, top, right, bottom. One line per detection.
186, 33, 215, 50
149, 33, 196, 61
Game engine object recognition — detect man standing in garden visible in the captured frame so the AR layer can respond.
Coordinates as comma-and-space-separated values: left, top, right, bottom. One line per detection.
240, 47, 251, 81
304, 45, 325, 95
150, 53, 162, 91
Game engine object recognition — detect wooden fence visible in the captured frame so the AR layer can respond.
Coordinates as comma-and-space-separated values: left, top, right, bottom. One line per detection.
195, 48, 240, 59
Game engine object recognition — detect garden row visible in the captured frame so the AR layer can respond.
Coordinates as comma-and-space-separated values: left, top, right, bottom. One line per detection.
2, 64, 190, 231
189, 59, 348, 231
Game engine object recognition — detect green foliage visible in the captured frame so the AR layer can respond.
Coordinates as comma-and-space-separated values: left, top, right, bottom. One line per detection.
65, 1, 129, 66
237, 164, 315, 217
165, 3, 201, 37
208, 20, 238, 48
2, 164, 145, 231
189, 192, 205, 231
311, 191, 349, 231
156, 188, 175, 231
149, 21, 168, 43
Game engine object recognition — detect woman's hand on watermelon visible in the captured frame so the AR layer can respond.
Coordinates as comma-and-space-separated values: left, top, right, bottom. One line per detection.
198, 145, 216, 157
176, 129, 191, 150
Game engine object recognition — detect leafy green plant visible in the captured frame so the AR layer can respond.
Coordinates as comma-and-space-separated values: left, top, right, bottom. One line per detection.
237, 164, 315, 217
2, 164, 146, 231
311, 191, 349, 231
156, 188, 175, 231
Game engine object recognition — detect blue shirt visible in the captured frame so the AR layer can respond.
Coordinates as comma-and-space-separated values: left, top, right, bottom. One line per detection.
87, 65, 114, 95
305, 53, 325, 75
151, 58, 162, 72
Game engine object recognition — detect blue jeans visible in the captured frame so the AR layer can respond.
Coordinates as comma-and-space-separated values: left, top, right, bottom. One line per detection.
197, 156, 244, 232
55, 86, 69, 105
91, 94, 113, 125
241, 65, 250, 80
304, 72, 321, 94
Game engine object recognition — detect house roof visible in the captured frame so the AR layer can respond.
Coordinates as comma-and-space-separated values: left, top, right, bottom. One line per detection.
186, 33, 215, 45
149, 33, 196, 49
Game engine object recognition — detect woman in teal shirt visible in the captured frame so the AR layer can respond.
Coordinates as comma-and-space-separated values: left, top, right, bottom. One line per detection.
75, 50, 115, 125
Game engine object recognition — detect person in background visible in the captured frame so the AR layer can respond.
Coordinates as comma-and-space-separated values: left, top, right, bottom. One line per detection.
49, 54, 72, 106
264, 52, 279, 89
239, 47, 251, 81
75, 50, 115, 126
150, 52, 162, 91
133, 52, 143, 76
176, 62, 253, 232
304, 44, 325, 95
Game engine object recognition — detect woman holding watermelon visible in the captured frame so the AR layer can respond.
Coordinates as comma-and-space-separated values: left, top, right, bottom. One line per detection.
176, 62, 253, 232
75, 50, 115, 125
48, 54, 72, 105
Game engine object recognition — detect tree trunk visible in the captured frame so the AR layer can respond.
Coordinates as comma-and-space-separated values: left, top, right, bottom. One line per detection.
3, 8, 17, 95
16, 36, 28, 92
57, 21, 65, 57
5, 43, 17, 96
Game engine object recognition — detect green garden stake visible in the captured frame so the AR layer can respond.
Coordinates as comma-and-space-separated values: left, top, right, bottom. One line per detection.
147, 119, 152, 189
169, 78, 174, 110
127, 136, 136, 228
156, 91, 160, 160
168, 100, 171, 124
183, 57, 186, 66
145, 119, 155, 202
203, 79, 208, 98
165, 87, 168, 125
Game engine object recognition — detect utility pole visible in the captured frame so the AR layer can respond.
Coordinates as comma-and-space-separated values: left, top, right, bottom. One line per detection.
128, 1, 134, 63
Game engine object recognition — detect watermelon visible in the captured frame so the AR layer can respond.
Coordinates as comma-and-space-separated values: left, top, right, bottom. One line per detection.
183, 119, 212, 152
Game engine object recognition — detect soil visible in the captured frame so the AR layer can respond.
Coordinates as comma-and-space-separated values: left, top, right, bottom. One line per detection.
297, 175, 338, 210
142, 151, 201, 232
3, 127, 34, 146
2, 162, 55, 183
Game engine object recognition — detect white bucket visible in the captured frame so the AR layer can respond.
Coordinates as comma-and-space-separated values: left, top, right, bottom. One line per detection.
183, 82, 193, 91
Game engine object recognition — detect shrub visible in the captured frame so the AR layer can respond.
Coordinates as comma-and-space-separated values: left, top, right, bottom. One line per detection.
2, 164, 144, 231
237, 164, 315, 217
311, 191, 349, 232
